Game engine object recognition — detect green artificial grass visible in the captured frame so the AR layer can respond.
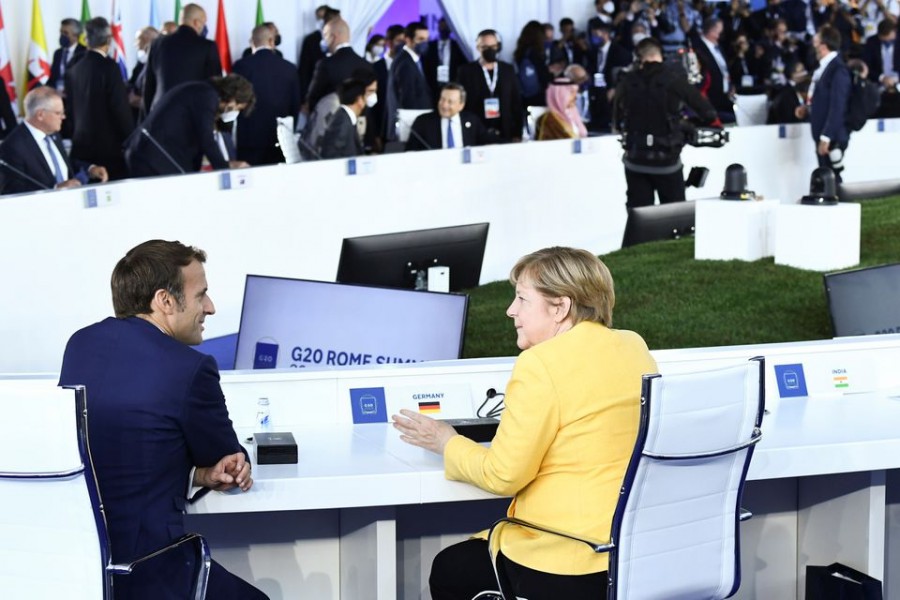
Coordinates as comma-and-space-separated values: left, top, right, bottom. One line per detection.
461, 196, 900, 358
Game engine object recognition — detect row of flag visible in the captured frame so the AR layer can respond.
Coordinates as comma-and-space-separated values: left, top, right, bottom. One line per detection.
0, 0, 267, 115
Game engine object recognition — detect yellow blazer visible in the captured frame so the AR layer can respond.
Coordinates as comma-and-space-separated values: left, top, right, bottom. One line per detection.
444, 321, 657, 575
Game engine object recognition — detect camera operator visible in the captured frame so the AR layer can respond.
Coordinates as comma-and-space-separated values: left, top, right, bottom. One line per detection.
614, 37, 718, 209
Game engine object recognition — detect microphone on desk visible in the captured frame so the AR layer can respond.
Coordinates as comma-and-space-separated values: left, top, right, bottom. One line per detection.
0, 158, 52, 191
140, 128, 186, 174
402, 119, 434, 151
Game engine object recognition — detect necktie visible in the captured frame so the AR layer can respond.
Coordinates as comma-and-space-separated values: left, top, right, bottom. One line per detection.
446, 118, 455, 148
45, 136, 65, 184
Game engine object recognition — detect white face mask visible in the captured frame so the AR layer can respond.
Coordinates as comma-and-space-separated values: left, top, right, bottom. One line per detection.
137, 49, 148, 64
632, 33, 649, 45
220, 110, 240, 123
366, 93, 378, 108
603, 1, 615, 12
371, 44, 385, 58
316, 19, 325, 32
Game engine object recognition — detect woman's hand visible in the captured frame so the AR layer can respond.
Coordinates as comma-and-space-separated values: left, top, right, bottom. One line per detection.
392, 409, 457, 455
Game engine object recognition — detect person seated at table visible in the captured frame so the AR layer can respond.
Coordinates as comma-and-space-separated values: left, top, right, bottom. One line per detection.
535, 78, 588, 140
392, 246, 657, 600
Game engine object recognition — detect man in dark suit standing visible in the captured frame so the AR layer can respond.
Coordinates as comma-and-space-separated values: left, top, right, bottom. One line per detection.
407, 82, 496, 151
65, 17, 134, 180
457, 29, 525, 142
127, 26, 160, 124
585, 20, 632, 132
47, 18, 86, 92
0, 87, 108, 195
693, 17, 736, 123
798, 25, 851, 182
59, 240, 268, 600
306, 18, 372, 111
422, 18, 468, 100
391, 21, 433, 110
320, 77, 376, 159
232, 24, 301, 165
142, 3, 221, 114
864, 19, 900, 116
297, 5, 339, 106
125, 74, 253, 177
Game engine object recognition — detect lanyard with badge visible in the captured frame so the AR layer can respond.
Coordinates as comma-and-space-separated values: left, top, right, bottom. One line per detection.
482, 66, 500, 119
437, 42, 450, 83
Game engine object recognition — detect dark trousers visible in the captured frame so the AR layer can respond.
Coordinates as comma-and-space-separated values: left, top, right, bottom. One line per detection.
624, 166, 686, 210
115, 557, 269, 599
430, 539, 607, 600
816, 139, 848, 184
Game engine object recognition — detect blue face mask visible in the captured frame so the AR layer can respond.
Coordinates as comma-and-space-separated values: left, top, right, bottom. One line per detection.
591, 35, 605, 46
59, 35, 72, 49
200, 25, 209, 39
414, 40, 430, 56
320, 39, 330, 54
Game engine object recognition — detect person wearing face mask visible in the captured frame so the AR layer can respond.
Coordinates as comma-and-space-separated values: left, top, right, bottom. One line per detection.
319, 75, 378, 159
514, 21, 553, 106
47, 18, 86, 140
141, 3, 221, 115
423, 17, 468, 99
617, 1, 661, 52
585, 20, 632, 132
393, 246, 656, 600
366, 34, 387, 63
457, 29, 525, 142
391, 21, 435, 110
128, 26, 160, 123
240, 22, 284, 59
306, 18, 373, 112
231, 23, 301, 165
297, 5, 340, 107
124, 74, 255, 177
64, 17, 135, 181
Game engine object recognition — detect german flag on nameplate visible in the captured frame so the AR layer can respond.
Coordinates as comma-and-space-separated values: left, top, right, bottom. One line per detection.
418, 401, 441, 414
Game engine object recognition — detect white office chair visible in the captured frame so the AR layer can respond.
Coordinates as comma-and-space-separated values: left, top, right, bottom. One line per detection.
481, 357, 765, 600
0, 382, 211, 599
396, 108, 431, 143
525, 105, 548, 139
733, 94, 769, 127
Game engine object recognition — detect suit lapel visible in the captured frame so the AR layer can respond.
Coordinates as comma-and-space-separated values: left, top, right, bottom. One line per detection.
22, 130, 58, 183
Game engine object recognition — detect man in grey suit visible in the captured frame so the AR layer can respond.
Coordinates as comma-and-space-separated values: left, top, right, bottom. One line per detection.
320, 76, 377, 159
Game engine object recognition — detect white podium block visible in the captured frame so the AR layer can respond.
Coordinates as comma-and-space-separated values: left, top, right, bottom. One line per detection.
774, 203, 861, 271
694, 198, 779, 261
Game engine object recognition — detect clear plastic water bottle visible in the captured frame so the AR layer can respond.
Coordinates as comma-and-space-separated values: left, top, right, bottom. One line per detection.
255, 397, 271, 432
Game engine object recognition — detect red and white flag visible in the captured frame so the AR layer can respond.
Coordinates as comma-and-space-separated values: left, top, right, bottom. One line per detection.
26, 0, 51, 92
215, 0, 232, 74
0, 2, 18, 115
110, 0, 127, 79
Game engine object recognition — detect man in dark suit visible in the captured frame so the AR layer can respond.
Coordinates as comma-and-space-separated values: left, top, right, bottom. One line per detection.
864, 19, 900, 117
58, 240, 268, 600
0, 87, 108, 195
232, 24, 301, 165
297, 5, 339, 106
391, 21, 433, 110
125, 75, 253, 177
320, 77, 375, 159
47, 18, 86, 92
800, 25, 851, 182
585, 20, 632, 133
306, 18, 372, 111
422, 18, 468, 100
693, 17, 736, 123
65, 17, 134, 180
142, 3, 221, 114
406, 82, 496, 151
240, 22, 284, 59
127, 26, 159, 124
457, 29, 525, 142
371, 24, 405, 145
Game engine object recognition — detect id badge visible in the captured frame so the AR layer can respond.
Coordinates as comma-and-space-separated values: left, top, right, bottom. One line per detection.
741, 75, 753, 88
437, 65, 450, 83
484, 97, 501, 119
593, 72, 606, 88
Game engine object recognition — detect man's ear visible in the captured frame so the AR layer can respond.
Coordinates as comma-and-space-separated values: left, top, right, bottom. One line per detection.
151, 288, 177, 315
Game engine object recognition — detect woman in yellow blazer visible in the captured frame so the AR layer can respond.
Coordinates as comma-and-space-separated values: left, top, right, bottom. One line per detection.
393, 246, 657, 600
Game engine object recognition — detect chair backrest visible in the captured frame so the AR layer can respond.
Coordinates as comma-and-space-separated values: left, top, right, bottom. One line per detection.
396, 108, 431, 142
733, 94, 768, 127
525, 105, 548, 138
609, 357, 765, 600
0, 382, 110, 599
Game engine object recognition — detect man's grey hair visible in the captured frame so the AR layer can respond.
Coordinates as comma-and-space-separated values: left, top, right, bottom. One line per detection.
85, 17, 112, 49
24, 87, 61, 119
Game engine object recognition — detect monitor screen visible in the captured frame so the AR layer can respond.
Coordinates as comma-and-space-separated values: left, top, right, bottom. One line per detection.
621, 202, 695, 248
824, 264, 900, 336
234, 275, 468, 370
336, 223, 490, 292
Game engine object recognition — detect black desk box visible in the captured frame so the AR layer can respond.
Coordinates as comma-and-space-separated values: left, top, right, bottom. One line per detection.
254, 432, 298, 464
441, 418, 500, 443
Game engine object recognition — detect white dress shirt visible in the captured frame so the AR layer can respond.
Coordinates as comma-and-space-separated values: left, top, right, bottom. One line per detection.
24, 121, 67, 182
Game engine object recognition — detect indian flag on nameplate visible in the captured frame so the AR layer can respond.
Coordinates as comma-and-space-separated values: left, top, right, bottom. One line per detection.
833, 373, 849, 389
418, 401, 441, 414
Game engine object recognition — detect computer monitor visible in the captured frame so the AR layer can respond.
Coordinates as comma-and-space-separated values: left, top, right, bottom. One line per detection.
336, 223, 490, 291
824, 263, 900, 337
234, 275, 468, 370
621, 201, 695, 248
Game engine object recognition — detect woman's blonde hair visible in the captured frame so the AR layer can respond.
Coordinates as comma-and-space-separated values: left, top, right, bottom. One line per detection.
510, 246, 615, 327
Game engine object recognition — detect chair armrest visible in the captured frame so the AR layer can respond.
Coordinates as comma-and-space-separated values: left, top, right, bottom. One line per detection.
739, 508, 753, 521
107, 532, 211, 600
491, 517, 614, 554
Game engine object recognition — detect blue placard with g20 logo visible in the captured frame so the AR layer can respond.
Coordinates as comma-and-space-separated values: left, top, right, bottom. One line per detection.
253, 341, 278, 369
350, 387, 387, 423
774, 363, 808, 398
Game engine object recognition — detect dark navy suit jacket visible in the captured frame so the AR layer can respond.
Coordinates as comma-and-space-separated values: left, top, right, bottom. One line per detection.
406, 110, 495, 151
391, 49, 433, 110
232, 49, 302, 165
319, 107, 362, 159
59, 317, 247, 597
0, 124, 74, 194
810, 54, 850, 145
142, 25, 221, 113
